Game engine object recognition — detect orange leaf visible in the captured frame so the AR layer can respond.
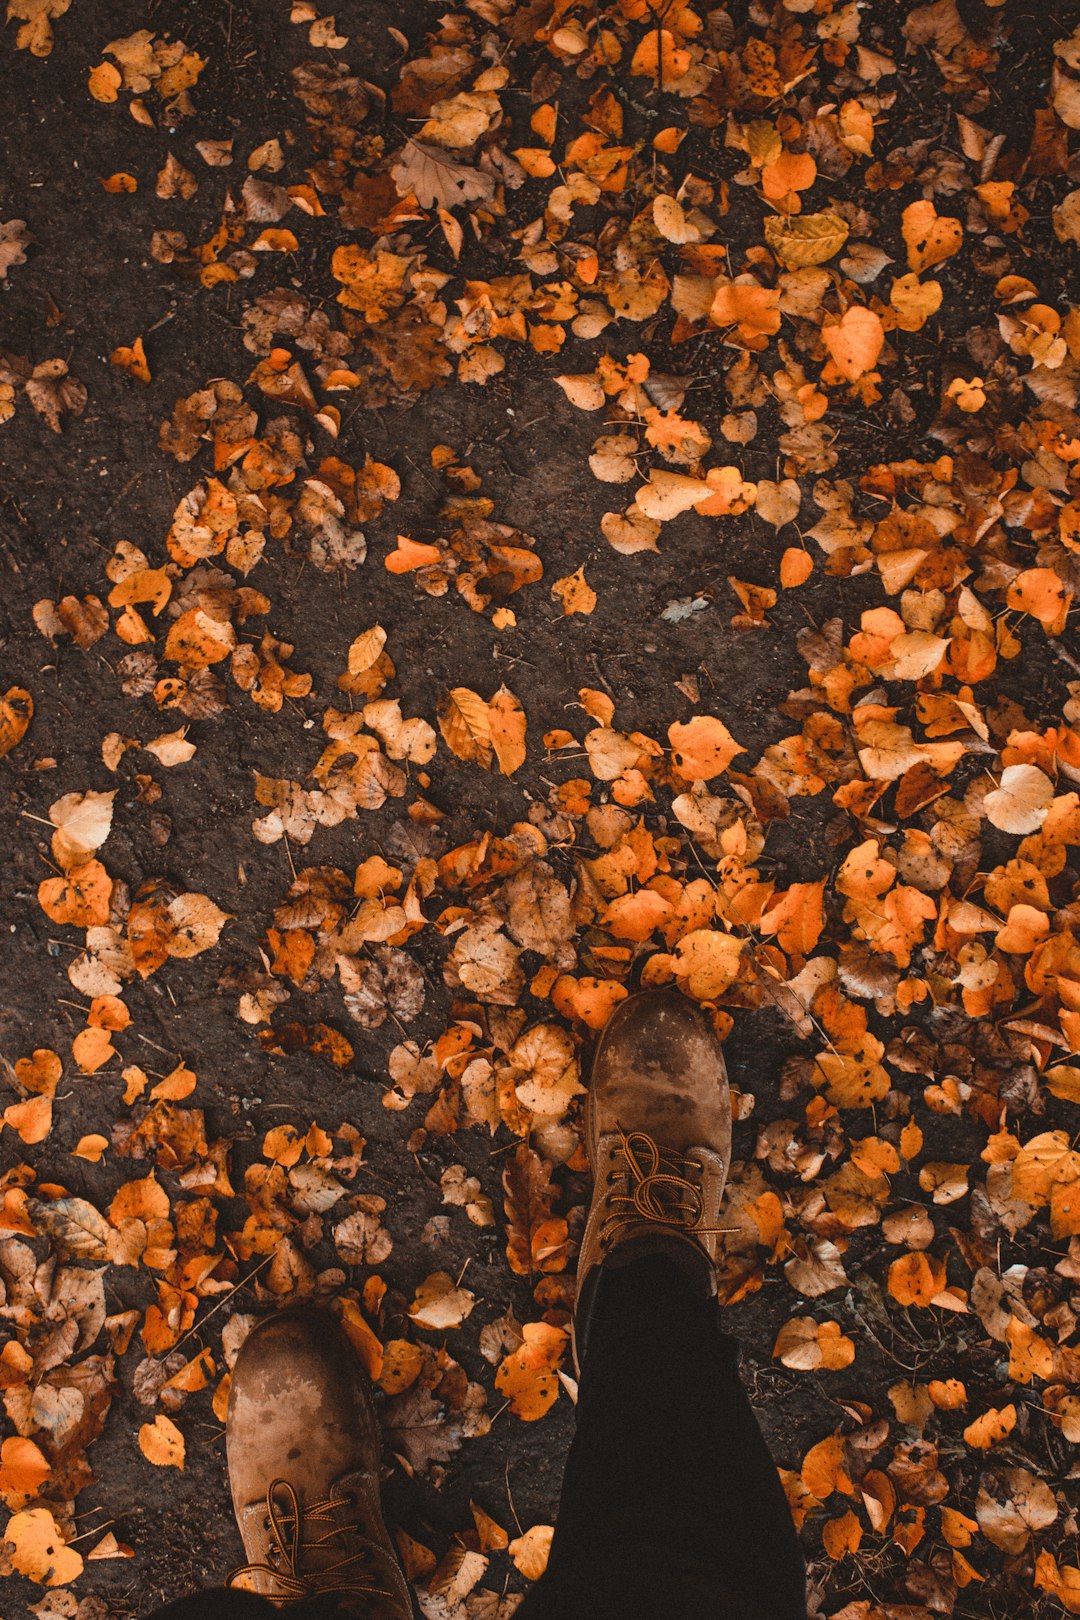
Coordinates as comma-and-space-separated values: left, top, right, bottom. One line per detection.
0, 686, 33, 757
3, 1507, 83, 1586
822, 306, 884, 381
138, 1414, 185, 1469
110, 336, 151, 384
709, 282, 781, 341
888, 1251, 946, 1307
759, 881, 825, 954
901, 199, 963, 271
73, 1133, 109, 1163
0, 1436, 50, 1503
38, 859, 112, 927
668, 715, 744, 781
779, 548, 813, 587
385, 534, 443, 573
508, 1523, 554, 1580
495, 1322, 567, 1420
963, 1404, 1017, 1449
822, 1509, 862, 1559
551, 566, 596, 616
3, 1095, 52, 1144
15, 1049, 62, 1097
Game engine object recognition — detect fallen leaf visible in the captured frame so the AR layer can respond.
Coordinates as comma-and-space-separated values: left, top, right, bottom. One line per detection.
138, 1414, 185, 1469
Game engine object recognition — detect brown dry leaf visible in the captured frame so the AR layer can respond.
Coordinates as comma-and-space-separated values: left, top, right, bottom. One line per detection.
976, 1467, 1057, 1553
0, 218, 31, 278
383, 1386, 463, 1476
145, 728, 197, 766
391, 138, 494, 210
502, 1144, 569, 1276
26, 360, 86, 431
509, 1023, 583, 1118
49, 789, 115, 867
984, 765, 1054, 834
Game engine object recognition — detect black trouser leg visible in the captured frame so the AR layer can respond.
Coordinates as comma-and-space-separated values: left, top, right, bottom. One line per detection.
516, 1255, 807, 1620
146, 1593, 353, 1619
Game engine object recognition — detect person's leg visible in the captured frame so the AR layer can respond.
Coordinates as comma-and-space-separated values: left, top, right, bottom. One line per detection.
145, 1591, 279, 1620
517, 989, 806, 1620
140, 1308, 414, 1620
518, 1253, 806, 1620
146, 1594, 365, 1620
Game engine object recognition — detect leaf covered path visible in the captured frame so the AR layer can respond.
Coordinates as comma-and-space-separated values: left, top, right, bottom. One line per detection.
2, 1, 1080, 1616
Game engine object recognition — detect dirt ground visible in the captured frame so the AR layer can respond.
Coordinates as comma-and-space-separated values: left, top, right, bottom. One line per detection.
2, 1, 1080, 1618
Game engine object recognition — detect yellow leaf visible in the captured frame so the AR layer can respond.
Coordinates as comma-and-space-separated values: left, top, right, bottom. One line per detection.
348, 625, 388, 674
672, 928, 744, 1000
889, 272, 943, 332
764, 211, 849, 269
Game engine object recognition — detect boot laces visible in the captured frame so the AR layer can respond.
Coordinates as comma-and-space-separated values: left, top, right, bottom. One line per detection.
604, 1129, 726, 1239
227, 1477, 392, 1603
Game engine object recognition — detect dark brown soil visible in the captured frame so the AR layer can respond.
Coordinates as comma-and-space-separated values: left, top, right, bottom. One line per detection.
2, 2, 1079, 1618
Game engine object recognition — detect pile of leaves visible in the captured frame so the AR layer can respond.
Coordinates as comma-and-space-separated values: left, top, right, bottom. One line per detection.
3, 0, 1080, 1615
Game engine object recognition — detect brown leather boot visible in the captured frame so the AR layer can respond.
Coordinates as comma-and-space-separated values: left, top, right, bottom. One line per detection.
574, 988, 732, 1369
225, 1307, 413, 1616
